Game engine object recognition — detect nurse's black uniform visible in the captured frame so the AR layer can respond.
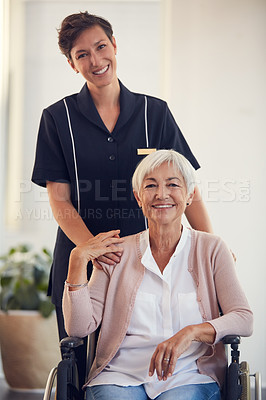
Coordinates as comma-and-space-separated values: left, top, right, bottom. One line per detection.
32, 80, 200, 392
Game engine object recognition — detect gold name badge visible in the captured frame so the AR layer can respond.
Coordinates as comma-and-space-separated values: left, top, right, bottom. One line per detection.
137, 148, 157, 155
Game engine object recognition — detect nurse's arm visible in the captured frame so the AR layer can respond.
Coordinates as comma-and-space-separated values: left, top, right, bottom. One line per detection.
185, 185, 213, 233
46, 181, 121, 265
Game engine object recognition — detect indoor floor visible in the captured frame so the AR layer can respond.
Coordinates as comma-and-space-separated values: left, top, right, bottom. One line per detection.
0, 378, 44, 400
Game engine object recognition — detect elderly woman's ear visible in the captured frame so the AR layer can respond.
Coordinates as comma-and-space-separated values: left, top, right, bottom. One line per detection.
186, 191, 195, 207
133, 191, 142, 208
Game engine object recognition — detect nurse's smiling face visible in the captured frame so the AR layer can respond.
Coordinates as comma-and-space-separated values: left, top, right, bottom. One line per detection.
69, 25, 118, 90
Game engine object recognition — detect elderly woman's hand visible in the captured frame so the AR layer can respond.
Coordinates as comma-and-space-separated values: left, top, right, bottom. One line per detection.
149, 323, 216, 381
93, 232, 123, 269
72, 230, 124, 263
149, 326, 193, 381
67, 230, 124, 287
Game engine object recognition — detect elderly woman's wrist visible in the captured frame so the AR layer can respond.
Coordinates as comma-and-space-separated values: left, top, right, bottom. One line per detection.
65, 280, 88, 292
66, 268, 88, 287
191, 322, 216, 344
70, 247, 92, 264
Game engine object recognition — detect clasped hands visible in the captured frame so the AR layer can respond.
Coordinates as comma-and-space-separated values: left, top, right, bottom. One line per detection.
92, 230, 124, 269
68, 230, 124, 287
73, 230, 124, 266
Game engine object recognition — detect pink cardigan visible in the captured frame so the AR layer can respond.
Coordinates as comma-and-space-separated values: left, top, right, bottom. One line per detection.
63, 229, 253, 388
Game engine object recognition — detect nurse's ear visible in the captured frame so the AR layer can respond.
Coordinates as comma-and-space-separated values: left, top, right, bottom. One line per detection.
111, 36, 117, 55
67, 59, 79, 74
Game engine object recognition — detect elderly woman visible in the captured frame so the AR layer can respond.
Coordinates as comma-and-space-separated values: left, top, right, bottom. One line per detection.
63, 150, 253, 400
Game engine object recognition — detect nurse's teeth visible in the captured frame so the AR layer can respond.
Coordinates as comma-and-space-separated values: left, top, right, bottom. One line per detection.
94, 66, 108, 75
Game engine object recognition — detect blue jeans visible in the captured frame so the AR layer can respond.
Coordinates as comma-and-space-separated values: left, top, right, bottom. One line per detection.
86, 382, 221, 400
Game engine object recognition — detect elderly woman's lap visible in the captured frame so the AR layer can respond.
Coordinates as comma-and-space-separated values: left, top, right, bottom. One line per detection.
86, 384, 148, 399
155, 382, 221, 399
86, 382, 221, 400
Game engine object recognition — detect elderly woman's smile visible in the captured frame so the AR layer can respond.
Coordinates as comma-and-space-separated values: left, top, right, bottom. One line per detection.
152, 204, 175, 209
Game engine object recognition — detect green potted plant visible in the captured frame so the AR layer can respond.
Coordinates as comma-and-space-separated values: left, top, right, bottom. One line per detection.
0, 244, 60, 390
0, 244, 54, 317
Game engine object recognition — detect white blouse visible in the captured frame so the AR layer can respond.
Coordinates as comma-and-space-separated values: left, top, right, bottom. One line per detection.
89, 226, 214, 399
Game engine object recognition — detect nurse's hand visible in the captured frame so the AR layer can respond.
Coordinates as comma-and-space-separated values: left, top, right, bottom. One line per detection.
93, 253, 122, 269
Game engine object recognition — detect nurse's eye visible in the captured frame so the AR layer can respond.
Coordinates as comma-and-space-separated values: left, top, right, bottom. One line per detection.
97, 44, 106, 51
77, 53, 87, 60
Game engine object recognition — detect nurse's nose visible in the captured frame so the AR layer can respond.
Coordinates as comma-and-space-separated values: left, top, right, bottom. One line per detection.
90, 51, 100, 67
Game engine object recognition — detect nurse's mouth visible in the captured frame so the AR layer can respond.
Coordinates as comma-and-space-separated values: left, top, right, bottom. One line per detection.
93, 65, 109, 75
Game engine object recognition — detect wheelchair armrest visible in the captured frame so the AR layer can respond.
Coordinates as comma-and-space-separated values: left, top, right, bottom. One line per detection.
222, 335, 241, 345
60, 336, 84, 349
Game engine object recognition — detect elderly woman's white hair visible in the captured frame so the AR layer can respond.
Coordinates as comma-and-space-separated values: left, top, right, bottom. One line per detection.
132, 149, 196, 196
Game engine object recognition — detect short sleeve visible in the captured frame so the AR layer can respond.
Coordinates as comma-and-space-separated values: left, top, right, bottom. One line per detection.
162, 105, 200, 170
31, 108, 70, 187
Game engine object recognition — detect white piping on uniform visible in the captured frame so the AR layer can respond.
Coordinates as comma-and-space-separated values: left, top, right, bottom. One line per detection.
144, 95, 149, 148
144, 96, 148, 230
63, 99, 80, 215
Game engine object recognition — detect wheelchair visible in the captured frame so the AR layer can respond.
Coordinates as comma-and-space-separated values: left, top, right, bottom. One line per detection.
43, 333, 261, 400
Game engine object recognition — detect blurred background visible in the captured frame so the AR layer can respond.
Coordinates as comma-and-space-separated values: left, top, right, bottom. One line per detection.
0, 0, 265, 395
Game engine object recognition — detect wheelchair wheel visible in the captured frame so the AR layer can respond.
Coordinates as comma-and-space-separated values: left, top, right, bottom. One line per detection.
254, 372, 262, 400
43, 367, 57, 400
239, 361, 251, 400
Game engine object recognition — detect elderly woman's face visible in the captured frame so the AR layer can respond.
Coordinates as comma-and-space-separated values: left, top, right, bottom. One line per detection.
134, 162, 193, 227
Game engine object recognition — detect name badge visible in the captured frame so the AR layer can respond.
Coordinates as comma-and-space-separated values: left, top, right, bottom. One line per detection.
137, 148, 156, 155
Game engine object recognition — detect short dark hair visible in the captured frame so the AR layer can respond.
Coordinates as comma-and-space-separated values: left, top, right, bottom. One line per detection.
58, 11, 113, 60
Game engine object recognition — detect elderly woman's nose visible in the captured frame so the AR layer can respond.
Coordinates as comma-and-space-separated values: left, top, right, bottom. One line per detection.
155, 184, 169, 199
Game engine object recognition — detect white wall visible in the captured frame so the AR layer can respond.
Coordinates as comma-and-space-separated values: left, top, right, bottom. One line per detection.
167, 0, 266, 388
1, 0, 265, 390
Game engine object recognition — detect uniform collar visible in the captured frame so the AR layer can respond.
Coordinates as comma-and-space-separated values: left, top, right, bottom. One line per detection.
76, 80, 136, 135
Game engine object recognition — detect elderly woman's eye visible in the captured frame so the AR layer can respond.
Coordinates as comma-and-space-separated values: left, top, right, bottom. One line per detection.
168, 183, 179, 187
145, 184, 156, 189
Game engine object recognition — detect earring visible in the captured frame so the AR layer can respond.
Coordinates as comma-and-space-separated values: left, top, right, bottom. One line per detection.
186, 202, 189, 206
